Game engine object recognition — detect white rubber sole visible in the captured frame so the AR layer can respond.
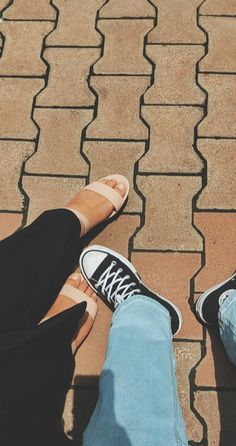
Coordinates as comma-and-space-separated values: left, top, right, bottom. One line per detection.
80, 245, 183, 336
195, 272, 236, 325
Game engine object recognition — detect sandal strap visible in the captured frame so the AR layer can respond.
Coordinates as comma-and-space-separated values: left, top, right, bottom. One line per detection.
84, 181, 124, 213
61, 284, 98, 320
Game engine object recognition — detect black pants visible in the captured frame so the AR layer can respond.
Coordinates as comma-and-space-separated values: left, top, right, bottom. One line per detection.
0, 209, 86, 446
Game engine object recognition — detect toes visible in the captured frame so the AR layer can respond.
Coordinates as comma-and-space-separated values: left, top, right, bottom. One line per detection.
84, 285, 92, 296
114, 182, 126, 197
78, 278, 88, 293
100, 178, 117, 188
66, 271, 81, 288
100, 178, 125, 196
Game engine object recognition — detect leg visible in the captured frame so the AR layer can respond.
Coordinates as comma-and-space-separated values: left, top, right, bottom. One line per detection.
0, 209, 82, 332
83, 296, 188, 446
0, 177, 127, 445
0, 177, 127, 332
218, 290, 236, 366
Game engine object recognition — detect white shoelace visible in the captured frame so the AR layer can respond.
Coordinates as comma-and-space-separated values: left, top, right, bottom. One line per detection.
95, 261, 141, 308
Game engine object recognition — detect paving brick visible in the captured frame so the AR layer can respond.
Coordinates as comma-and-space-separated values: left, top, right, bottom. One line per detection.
100, 0, 155, 18
63, 388, 98, 444
197, 139, 236, 210
73, 216, 140, 385
200, 0, 236, 16
148, 0, 205, 44
0, 22, 53, 76
196, 326, 236, 387
0, 78, 43, 139
26, 109, 92, 176
174, 342, 203, 442
3, 0, 56, 19
47, 0, 104, 47
83, 141, 145, 212
131, 252, 202, 339
37, 48, 100, 107
23, 176, 86, 224
94, 19, 152, 74
134, 176, 203, 251
195, 391, 236, 446
0, 141, 33, 211
194, 213, 236, 292
145, 45, 205, 105
86, 76, 149, 140
141, 105, 204, 173
199, 17, 236, 73
0, 1, 8, 13
0, 213, 23, 241
198, 74, 236, 137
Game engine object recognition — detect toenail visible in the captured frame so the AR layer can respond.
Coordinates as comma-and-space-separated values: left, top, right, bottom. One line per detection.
117, 182, 125, 190
70, 272, 80, 280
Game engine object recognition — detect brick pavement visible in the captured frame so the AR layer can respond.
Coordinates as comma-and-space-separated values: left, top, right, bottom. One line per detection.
0, 1, 236, 444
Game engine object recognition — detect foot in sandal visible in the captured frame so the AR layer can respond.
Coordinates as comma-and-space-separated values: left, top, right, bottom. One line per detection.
40, 271, 98, 351
65, 174, 129, 236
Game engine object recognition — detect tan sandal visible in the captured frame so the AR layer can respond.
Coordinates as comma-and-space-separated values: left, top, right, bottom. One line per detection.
40, 284, 98, 323
66, 174, 130, 236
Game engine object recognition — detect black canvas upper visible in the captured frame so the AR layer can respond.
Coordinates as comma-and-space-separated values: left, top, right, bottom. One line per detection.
82, 249, 181, 336
201, 273, 236, 325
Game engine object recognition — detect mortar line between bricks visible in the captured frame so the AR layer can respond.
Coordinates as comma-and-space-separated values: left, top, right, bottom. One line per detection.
97, 16, 155, 20
2, 18, 56, 22
195, 208, 236, 213
0, 74, 45, 78
173, 338, 203, 343
190, 3, 209, 444
132, 248, 203, 253
91, 73, 152, 77
35, 105, 94, 110
18, 0, 59, 226
78, 0, 110, 186
24, 172, 88, 179
147, 42, 205, 46
0, 209, 23, 214
199, 14, 236, 18
0, 137, 36, 142
137, 172, 203, 176
199, 71, 236, 75
144, 103, 204, 107
85, 137, 148, 142
198, 135, 236, 139
196, 386, 236, 391
45, 44, 102, 49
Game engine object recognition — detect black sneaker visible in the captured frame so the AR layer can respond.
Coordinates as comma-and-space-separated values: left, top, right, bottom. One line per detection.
195, 272, 236, 325
79, 245, 182, 336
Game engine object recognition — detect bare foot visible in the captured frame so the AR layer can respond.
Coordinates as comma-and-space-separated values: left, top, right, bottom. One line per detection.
41, 271, 97, 350
65, 178, 126, 235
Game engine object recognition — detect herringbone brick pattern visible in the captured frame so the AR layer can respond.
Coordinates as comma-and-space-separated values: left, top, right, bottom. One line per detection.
0, 1, 236, 444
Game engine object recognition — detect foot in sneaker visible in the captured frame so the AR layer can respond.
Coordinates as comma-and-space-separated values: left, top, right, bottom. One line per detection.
195, 271, 236, 325
79, 245, 182, 336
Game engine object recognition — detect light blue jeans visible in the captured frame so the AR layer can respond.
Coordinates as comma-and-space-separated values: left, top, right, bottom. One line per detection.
218, 289, 236, 366
83, 295, 188, 446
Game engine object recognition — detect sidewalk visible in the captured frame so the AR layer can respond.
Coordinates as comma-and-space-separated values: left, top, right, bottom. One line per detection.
0, 1, 236, 444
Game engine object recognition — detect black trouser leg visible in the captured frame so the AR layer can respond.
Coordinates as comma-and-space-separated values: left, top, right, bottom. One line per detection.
0, 209, 83, 332
0, 209, 86, 446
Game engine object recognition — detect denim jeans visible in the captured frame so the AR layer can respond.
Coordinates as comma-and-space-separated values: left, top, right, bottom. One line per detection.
83, 295, 188, 446
218, 289, 236, 366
